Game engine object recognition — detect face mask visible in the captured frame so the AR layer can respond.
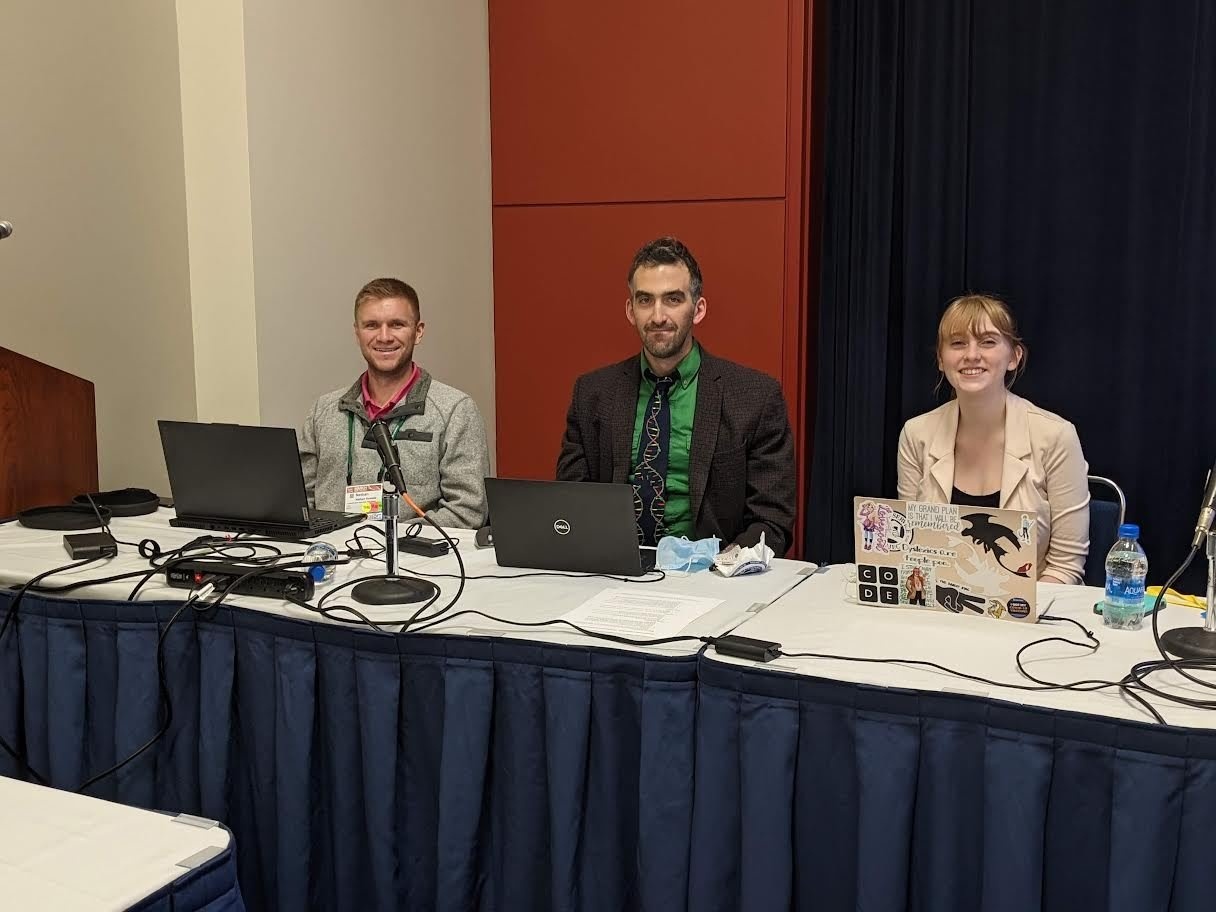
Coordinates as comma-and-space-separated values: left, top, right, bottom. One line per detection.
714, 532, 775, 577
656, 535, 721, 573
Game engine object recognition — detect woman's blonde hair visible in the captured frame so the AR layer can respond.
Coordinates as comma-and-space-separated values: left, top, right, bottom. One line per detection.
936, 294, 1027, 390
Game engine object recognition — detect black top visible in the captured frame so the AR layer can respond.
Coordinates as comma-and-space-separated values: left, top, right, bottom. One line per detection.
951, 486, 1000, 509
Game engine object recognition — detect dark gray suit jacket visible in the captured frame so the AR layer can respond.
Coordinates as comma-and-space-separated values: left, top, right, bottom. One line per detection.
556, 348, 796, 554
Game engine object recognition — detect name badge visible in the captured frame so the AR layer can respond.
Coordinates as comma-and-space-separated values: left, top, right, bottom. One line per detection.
345, 483, 384, 521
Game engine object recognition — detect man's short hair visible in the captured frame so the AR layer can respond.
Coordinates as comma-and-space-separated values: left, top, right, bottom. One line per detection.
627, 237, 703, 301
354, 277, 421, 322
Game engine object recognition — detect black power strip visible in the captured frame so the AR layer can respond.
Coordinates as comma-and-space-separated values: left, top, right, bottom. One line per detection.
165, 559, 315, 601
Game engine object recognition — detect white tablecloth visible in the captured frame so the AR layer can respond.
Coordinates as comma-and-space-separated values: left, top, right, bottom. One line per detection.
0, 775, 231, 911
708, 563, 1216, 728
0, 510, 815, 656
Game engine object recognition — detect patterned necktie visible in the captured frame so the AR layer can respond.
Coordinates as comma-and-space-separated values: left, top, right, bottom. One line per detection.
633, 371, 678, 546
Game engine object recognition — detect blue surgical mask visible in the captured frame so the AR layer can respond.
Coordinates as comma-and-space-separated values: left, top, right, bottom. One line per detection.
656, 535, 721, 572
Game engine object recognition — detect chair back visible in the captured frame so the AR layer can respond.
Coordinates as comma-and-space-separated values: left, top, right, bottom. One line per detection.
1084, 475, 1126, 587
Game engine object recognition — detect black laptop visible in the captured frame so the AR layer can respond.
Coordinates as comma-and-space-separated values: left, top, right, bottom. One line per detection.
159, 421, 364, 538
484, 478, 656, 576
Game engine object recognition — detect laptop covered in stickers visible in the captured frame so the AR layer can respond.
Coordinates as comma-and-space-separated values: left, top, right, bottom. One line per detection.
852, 496, 1039, 623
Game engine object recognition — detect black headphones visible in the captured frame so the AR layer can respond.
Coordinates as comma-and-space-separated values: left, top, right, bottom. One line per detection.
18, 504, 113, 531
17, 487, 160, 530
72, 487, 161, 517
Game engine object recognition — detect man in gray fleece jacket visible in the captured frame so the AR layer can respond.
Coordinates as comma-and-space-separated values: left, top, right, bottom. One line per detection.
299, 277, 489, 529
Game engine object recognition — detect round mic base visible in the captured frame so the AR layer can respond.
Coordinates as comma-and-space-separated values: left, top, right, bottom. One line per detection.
351, 576, 438, 605
1160, 626, 1216, 660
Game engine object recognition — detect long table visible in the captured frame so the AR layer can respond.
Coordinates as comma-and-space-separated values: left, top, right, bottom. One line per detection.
0, 510, 808, 912
0, 774, 242, 911
694, 565, 1216, 912
5, 512, 1216, 911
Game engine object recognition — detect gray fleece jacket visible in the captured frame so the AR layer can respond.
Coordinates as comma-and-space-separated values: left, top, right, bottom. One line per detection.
299, 370, 489, 528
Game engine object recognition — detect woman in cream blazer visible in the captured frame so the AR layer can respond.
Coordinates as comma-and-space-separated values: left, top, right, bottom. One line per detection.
897, 296, 1090, 584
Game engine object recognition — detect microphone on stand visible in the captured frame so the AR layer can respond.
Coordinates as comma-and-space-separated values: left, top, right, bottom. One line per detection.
1161, 460, 1216, 659
351, 418, 438, 606
1191, 463, 1216, 550
368, 419, 408, 494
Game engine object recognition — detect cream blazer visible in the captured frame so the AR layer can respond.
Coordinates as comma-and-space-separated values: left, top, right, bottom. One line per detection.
896, 393, 1091, 585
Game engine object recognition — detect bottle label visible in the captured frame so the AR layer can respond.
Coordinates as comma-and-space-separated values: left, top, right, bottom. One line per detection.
1105, 577, 1146, 603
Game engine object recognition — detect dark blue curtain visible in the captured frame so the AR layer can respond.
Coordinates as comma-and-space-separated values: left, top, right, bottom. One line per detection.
806, 0, 1216, 590
692, 659, 1216, 912
0, 592, 698, 912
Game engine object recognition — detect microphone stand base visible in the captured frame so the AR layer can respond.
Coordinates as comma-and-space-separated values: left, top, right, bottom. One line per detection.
1160, 627, 1216, 660
351, 577, 438, 605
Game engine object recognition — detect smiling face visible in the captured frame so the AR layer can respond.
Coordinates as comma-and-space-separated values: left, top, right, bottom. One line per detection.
625, 262, 707, 367
935, 295, 1026, 399
354, 296, 424, 379
938, 316, 1022, 397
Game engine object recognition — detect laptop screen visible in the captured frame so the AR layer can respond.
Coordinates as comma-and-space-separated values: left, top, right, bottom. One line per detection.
159, 421, 312, 525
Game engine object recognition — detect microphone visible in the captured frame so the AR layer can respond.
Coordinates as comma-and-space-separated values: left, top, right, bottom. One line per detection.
0, 222, 12, 240
1192, 461, 1216, 550
369, 419, 408, 493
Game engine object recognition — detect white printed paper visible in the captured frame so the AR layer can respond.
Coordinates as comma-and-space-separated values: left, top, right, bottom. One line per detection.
561, 588, 724, 638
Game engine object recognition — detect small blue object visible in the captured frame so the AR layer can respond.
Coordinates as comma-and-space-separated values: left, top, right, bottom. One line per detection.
303, 541, 339, 583
1118, 523, 1140, 540
656, 535, 720, 572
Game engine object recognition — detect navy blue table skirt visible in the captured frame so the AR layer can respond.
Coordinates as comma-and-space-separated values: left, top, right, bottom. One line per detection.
0, 593, 698, 912
692, 659, 1216, 912
128, 831, 246, 912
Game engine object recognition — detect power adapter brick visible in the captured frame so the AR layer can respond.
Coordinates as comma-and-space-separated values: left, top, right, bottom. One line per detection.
63, 532, 118, 560
712, 634, 782, 663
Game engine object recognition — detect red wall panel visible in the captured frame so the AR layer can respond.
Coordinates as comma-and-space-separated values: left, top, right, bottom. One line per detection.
492, 201, 786, 480
488, 0, 814, 551
489, 0, 789, 205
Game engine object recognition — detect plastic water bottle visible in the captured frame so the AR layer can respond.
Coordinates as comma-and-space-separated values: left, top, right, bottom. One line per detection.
303, 541, 339, 583
1103, 523, 1148, 630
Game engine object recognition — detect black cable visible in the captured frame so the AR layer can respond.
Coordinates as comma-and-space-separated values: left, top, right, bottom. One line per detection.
284, 593, 388, 633
349, 523, 667, 584
1146, 547, 1215, 690
1021, 615, 1167, 724
404, 511, 466, 629
774, 610, 1163, 715
81, 491, 129, 547
76, 587, 208, 793
126, 537, 292, 601
405, 606, 711, 648
15, 537, 290, 598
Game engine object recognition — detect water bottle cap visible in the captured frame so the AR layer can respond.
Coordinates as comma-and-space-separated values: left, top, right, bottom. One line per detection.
306, 564, 326, 582
1118, 523, 1140, 540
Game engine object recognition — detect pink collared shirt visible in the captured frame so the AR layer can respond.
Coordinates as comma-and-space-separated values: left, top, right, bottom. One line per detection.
361, 363, 420, 421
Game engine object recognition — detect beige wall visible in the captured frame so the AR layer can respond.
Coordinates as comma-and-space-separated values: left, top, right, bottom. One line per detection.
0, 0, 494, 497
242, 0, 496, 457
0, 0, 197, 494
176, 0, 261, 424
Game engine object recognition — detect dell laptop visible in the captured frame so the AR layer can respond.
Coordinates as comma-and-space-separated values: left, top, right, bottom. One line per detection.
159, 420, 364, 538
484, 478, 656, 576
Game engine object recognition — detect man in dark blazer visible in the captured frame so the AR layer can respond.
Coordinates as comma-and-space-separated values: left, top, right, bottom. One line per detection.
556, 237, 796, 554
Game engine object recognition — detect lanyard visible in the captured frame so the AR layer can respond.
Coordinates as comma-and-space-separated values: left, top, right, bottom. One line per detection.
346, 413, 408, 486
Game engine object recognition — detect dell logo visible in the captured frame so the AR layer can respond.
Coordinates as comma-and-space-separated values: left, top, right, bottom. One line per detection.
553, 519, 571, 535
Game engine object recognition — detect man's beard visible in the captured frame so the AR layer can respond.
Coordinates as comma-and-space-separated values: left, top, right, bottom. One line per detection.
642, 324, 689, 360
